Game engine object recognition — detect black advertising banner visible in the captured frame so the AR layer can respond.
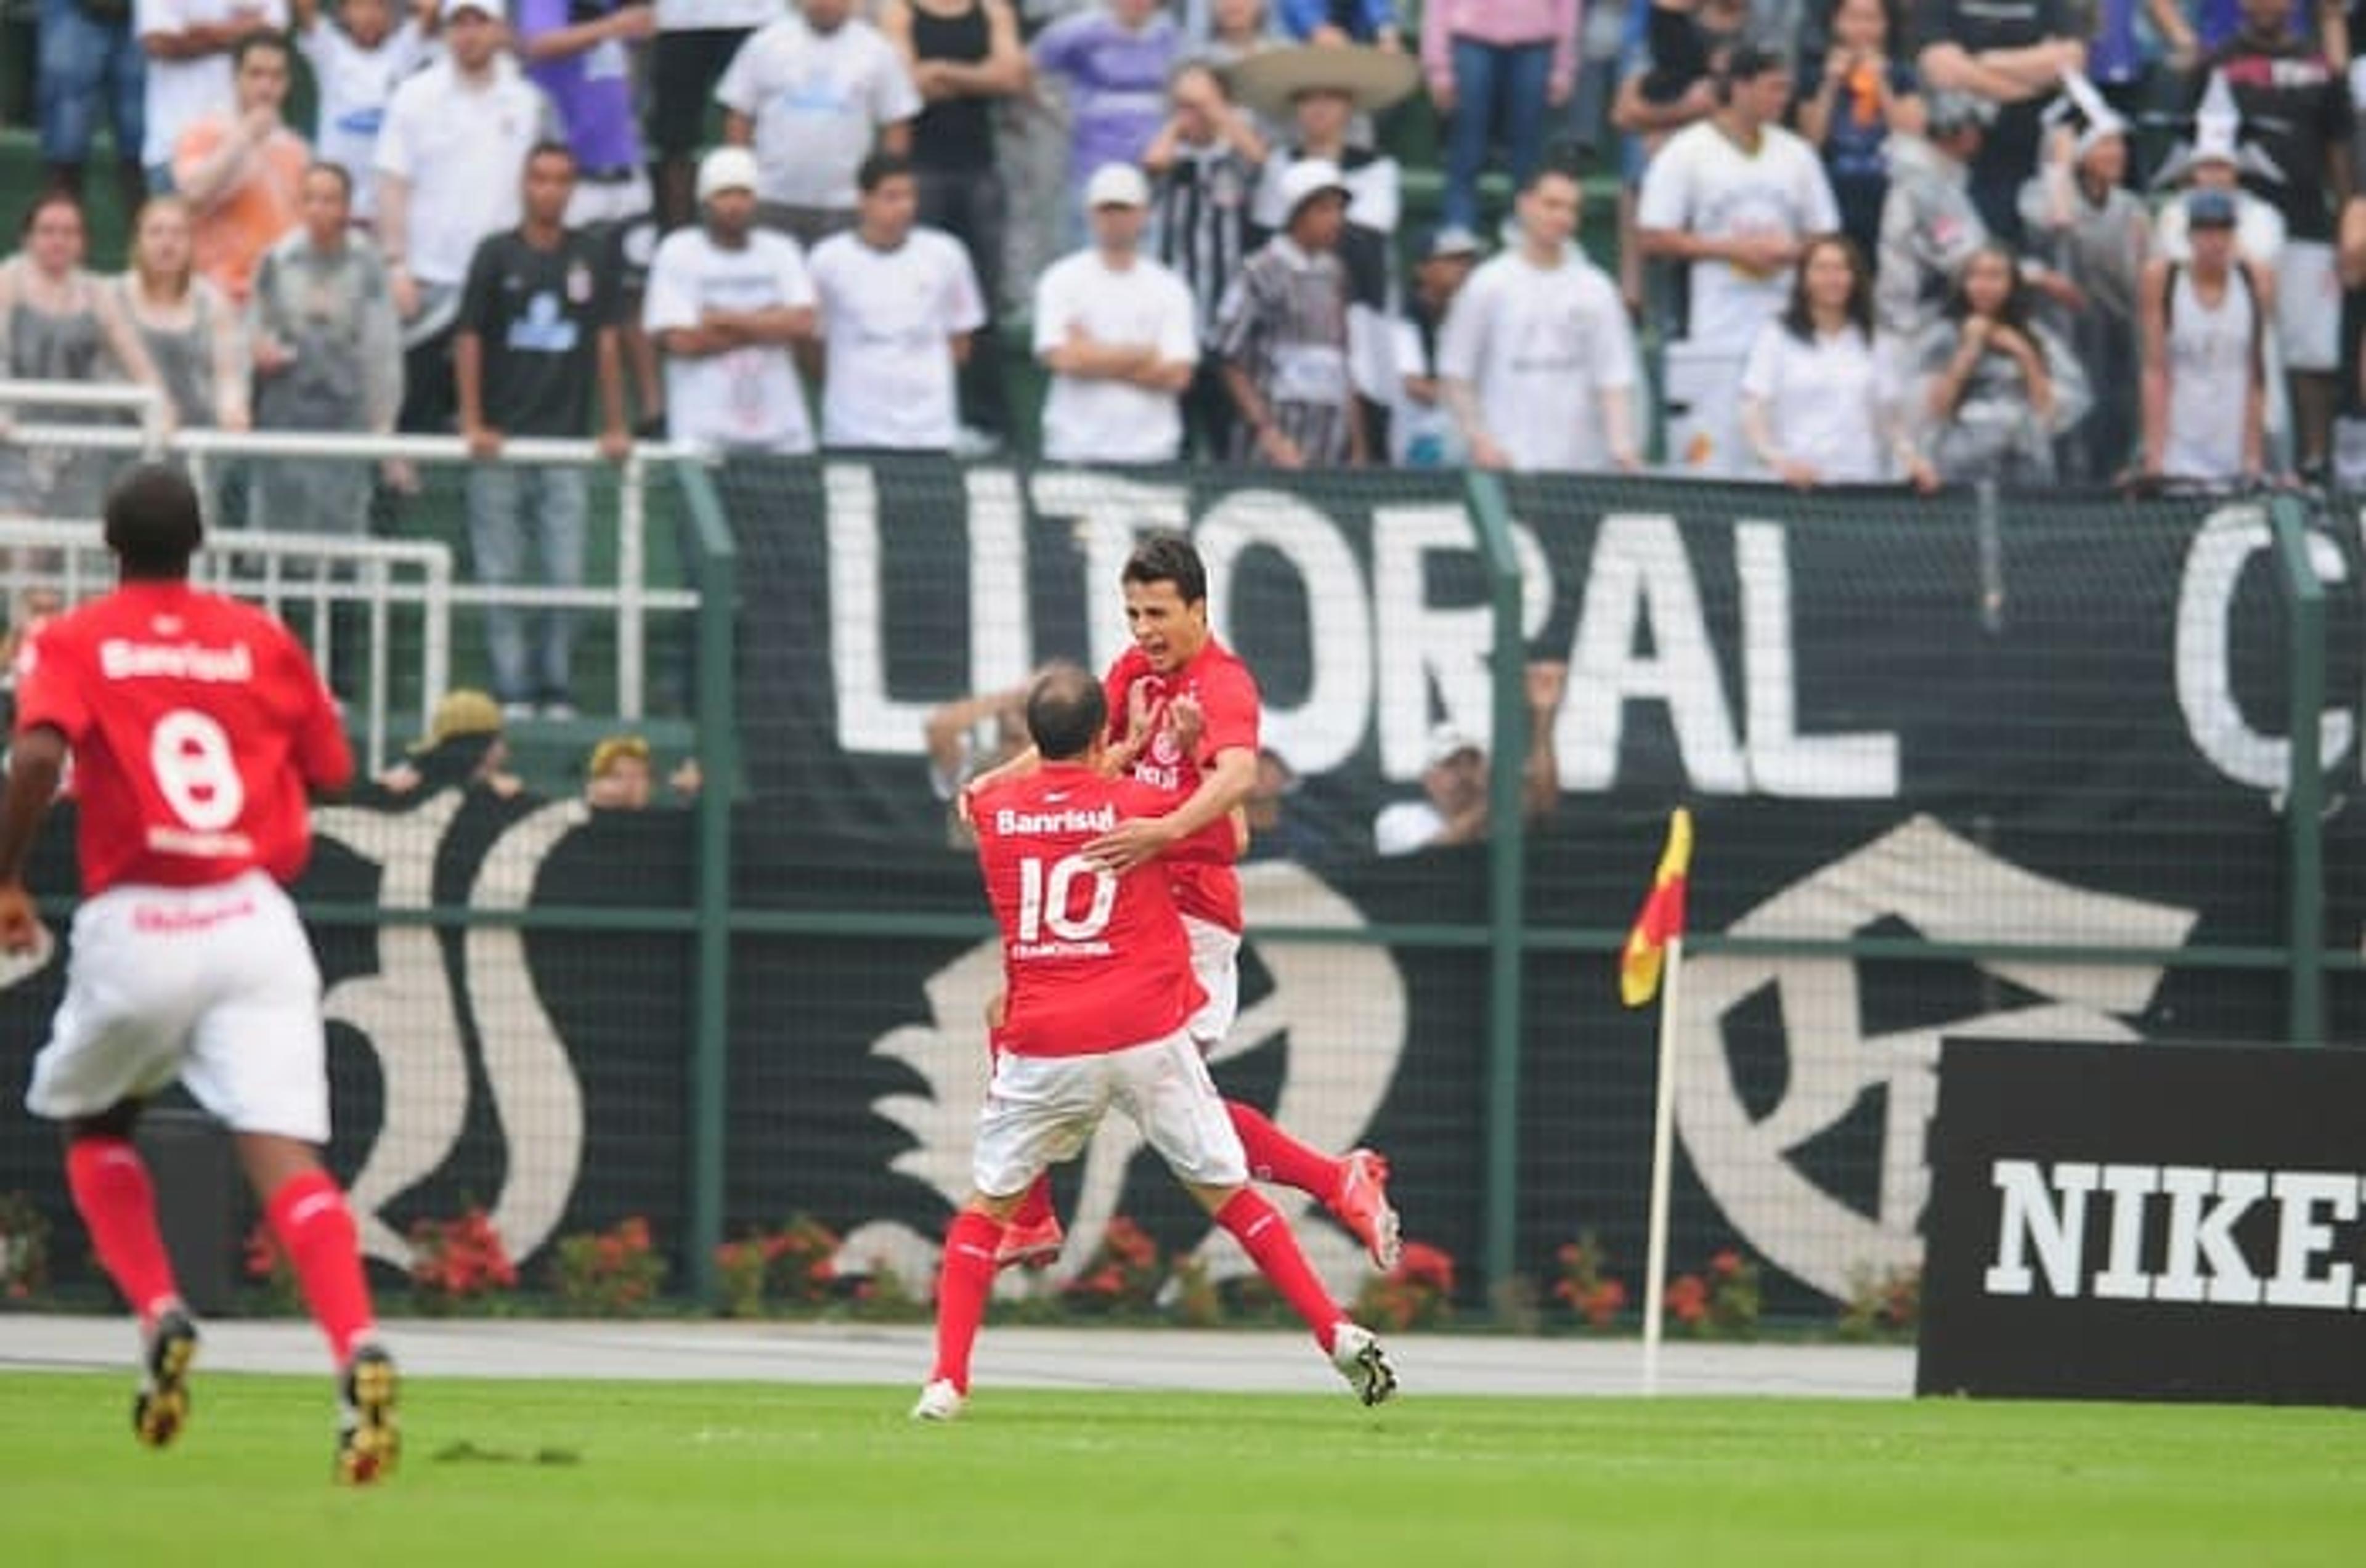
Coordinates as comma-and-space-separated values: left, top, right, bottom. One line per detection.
6, 465, 2366, 1317
1919, 1038, 2366, 1406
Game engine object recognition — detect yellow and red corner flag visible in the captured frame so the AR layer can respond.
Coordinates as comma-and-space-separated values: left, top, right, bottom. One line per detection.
1620, 808, 1694, 1007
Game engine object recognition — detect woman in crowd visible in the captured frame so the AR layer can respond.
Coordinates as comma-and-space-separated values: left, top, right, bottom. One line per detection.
116, 195, 250, 436
0, 192, 168, 523
1916, 242, 2091, 486
1740, 234, 1934, 488
1794, 0, 1923, 261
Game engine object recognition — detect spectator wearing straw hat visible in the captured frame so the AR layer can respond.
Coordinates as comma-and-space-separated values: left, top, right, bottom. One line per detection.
1216, 157, 1362, 466
643, 145, 820, 456
373, 688, 527, 797
1235, 43, 1418, 461
584, 733, 656, 809
1034, 163, 1201, 465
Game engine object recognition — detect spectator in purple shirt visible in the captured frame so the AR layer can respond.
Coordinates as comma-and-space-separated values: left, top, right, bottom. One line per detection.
1030, 0, 1184, 246
516, 0, 664, 428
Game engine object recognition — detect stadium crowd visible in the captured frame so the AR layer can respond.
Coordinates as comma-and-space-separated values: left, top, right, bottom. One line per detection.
6, 0, 2365, 513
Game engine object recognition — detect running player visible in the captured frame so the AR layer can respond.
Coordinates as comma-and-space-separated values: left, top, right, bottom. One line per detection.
917, 663, 1396, 1419
972, 531, 1400, 1273
0, 465, 399, 1484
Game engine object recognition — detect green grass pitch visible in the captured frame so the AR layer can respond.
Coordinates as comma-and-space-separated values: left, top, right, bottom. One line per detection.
3, 1374, 2363, 1566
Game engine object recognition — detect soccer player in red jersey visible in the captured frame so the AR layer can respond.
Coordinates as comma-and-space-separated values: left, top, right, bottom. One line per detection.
977, 532, 1401, 1273
0, 465, 399, 1484
917, 664, 1396, 1420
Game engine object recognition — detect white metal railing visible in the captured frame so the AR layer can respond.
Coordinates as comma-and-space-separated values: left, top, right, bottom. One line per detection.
0, 518, 451, 775
0, 384, 698, 721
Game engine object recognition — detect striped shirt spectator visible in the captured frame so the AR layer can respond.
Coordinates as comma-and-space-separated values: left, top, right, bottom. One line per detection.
1216, 158, 1362, 466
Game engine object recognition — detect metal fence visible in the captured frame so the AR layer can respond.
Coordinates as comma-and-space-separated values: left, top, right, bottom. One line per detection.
2, 457, 2357, 1326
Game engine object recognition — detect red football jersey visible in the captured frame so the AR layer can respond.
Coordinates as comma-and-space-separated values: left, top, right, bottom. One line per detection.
971, 765, 1213, 1058
13, 581, 353, 896
1102, 636, 1260, 932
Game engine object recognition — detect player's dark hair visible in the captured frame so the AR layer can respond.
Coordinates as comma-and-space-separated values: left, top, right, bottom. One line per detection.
1121, 531, 1206, 606
527, 139, 579, 171
1026, 662, 1107, 762
104, 463, 205, 579
857, 152, 914, 194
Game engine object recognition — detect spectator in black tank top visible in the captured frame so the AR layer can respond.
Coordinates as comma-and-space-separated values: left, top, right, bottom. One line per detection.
883, 0, 1031, 452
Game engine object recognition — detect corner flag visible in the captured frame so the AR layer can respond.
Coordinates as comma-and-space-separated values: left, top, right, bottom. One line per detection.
1620, 808, 1693, 1007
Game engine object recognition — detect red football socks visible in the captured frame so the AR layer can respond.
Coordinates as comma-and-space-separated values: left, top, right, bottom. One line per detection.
1216, 1188, 1344, 1352
1226, 1102, 1341, 1205
930, 1211, 1005, 1393
65, 1137, 179, 1324
1010, 1173, 1056, 1230
265, 1170, 378, 1367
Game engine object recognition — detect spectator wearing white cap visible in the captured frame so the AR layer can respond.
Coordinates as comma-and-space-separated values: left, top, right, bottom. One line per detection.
643, 145, 821, 455
715, 0, 922, 251
1372, 661, 1566, 857
1439, 163, 1641, 474
1216, 157, 1362, 466
134, 0, 287, 192
1390, 222, 1479, 468
375, 0, 562, 432
1033, 163, 1200, 465
807, 152, 987, 450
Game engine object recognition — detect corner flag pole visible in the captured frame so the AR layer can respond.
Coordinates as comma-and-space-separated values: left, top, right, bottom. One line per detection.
1619, 806, 1693, 1397
1640, 932, 1685, 1397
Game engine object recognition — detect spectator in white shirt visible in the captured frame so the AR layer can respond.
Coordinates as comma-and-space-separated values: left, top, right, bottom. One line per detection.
134, 0, 287, 192
1635, 43, 1839, 360
1372, 664, 1564, 856
1033, 163, 1200, 465
291, 0, 434, 228
716, 0, 922, 251
375, 0, 561, 432
643, 145, 820, 455
650, 0, 784, 232
1439, 163, 1641, 474
807, 152, 987, 450
1741, 234, 1936, 490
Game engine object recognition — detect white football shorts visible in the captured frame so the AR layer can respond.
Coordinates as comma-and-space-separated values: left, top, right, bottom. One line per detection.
972, 1026, 1250, 1198
1182, 914, 1240, 1049
24, 871, 329, 1142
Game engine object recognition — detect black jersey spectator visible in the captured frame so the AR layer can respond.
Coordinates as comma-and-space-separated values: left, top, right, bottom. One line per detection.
1911, 0, 2086, 248
455, 142, 632, 720
882, 0, 1031, 450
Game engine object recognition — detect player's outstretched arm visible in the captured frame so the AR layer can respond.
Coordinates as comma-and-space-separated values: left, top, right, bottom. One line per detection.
0, 726, 67, 951
1084, 744, 1258, 874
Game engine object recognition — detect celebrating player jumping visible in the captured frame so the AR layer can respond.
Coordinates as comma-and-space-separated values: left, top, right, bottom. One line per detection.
919, 663, 1396, 1419
971, 531, 1402, 1273
0, 465, 399, 1484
